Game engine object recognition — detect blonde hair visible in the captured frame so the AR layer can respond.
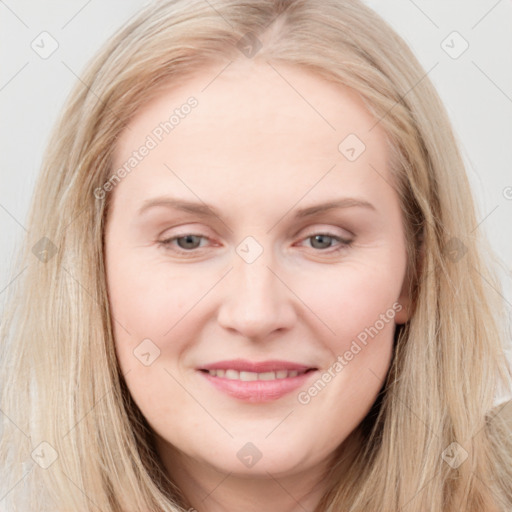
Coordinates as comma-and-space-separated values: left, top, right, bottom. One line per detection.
1, 0, 511, 510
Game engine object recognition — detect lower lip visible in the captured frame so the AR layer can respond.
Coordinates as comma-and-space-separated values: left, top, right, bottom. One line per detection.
198, 370, 317, 402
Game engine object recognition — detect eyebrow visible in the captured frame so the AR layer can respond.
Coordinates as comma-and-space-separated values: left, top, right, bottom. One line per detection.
137, 196, 376, 219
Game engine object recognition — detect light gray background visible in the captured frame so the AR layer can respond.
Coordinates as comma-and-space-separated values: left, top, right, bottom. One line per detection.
1, 1, 511, 363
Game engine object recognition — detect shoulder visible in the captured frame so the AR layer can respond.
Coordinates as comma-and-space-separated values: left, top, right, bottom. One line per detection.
488, 398, 512, 429
486, 399, 512, 510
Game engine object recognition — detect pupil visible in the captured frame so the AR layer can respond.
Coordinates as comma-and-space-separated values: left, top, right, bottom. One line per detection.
179, 235, 200, 249
312, 235, 331, 249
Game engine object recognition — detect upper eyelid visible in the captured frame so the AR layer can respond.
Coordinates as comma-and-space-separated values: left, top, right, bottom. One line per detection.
159, 222, 354, 239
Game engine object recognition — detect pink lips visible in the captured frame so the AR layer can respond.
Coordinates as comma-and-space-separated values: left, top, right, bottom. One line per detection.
198, 359, 317, 402
200, 359, 312, 373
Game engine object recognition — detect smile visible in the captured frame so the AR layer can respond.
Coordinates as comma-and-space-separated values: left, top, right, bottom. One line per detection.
198, 359, 318, 402
202, 368, 309, 380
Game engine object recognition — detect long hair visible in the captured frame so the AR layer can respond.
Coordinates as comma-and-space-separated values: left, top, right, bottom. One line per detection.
1, 0, 511, 510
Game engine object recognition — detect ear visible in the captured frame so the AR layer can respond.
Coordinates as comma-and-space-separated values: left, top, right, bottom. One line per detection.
395, 230, 424, 325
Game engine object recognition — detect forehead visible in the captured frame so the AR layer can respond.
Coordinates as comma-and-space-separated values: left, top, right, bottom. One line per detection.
110, 59, 394, 213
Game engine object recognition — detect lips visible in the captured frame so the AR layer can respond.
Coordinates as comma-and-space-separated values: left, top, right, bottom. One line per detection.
199, 359, 314, 373
197, 359, 318, 402
203, 368, 308, 380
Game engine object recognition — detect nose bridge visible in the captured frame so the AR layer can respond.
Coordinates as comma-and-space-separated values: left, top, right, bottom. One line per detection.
216, 241, 295, 338
238, 254, 276, 303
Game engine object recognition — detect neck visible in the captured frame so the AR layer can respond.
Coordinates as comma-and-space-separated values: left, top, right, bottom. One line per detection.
154, 433, 363, 512
175, 458, 327, 512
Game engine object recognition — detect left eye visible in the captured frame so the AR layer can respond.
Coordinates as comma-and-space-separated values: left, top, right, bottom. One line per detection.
300, 233, 352, 251
158, 232, 353, 254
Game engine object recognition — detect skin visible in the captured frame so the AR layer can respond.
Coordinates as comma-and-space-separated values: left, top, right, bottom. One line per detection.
104, 58, 411, 512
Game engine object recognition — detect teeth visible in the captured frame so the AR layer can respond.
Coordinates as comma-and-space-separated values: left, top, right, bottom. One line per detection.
240, 371, 258, 381
225, 369, 239, 380
206, 369, 306, 380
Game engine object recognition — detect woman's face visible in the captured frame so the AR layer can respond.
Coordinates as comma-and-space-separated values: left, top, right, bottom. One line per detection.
104, 59, 411, 480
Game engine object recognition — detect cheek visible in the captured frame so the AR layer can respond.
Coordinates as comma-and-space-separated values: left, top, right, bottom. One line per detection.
297, 260, 403, 347
296, 272, 397, 450
105, 253, 198, 435
106, 249, 205, 355
293, 260, 401, 437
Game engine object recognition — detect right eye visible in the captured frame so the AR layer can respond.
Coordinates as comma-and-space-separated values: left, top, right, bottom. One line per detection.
159, 233, 211, 254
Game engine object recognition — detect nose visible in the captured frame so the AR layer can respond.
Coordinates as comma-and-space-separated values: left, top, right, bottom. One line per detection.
216, 249, 297, 341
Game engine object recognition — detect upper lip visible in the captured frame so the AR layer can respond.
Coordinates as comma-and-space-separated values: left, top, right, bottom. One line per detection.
199, 359, 316, 373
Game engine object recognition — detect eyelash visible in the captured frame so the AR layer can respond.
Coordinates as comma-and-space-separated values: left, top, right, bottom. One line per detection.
158, 232, 353, 256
